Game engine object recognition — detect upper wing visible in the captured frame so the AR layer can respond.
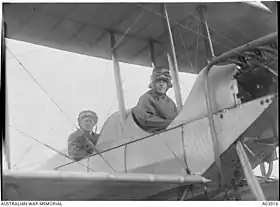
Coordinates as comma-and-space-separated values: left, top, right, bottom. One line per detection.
3, 2, 277, 73
3, 170, 210, 200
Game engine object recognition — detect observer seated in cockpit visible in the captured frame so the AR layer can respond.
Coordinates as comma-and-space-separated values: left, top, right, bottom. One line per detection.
132, 67, 178, 133
68, 110, 100, 161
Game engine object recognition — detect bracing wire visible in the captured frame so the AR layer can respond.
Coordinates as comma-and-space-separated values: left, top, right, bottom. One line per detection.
7, 49, 44, 60
5, 12, 145, 170
159, 2, 278, 77
176, 24, 196, 74
140, 3, 260, 75
70, 9, 141, 131
137, 3, 270, 59
10, 126, 72, 160
191, 14, 239, 49
7, 48, 119, 171
191, 3, 267, 50
7, 6, 145, 135
6, 47, 78, 130
75, 10, 145, 58
110, 11, 145, 52
74, 9, 144, 121
5, 4, 277, 174
9, 125, 96, 172
138, 4, 233, 51
164, 142, 189, 173
195, 19, 200, 72
14, 159, 48, 170
181, 16, 254, 72
95, 63, 110, 115
83, 136, 116, 172
12, 145, 33, 169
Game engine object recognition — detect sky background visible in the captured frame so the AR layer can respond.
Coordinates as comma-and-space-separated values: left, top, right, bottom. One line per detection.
4, 38, 197, 170
3, 37, 278, 178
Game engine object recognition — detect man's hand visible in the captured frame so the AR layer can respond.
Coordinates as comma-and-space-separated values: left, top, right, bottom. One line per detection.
83, 136, 95, 155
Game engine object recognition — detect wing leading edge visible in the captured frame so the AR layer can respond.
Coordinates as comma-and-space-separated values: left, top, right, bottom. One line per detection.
3, 170, 211, 200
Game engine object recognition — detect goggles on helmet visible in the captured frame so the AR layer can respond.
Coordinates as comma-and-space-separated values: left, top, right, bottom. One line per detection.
78, 110, 98, 122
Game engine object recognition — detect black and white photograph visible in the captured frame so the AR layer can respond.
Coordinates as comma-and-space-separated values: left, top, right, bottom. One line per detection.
1, 1, 278, 202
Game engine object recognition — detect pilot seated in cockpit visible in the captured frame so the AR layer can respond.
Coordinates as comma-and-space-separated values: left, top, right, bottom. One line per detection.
68, 110, 99, 161
132, 67, 178, 133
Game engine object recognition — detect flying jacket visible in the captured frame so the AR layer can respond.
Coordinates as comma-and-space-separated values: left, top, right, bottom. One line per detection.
68, 129, 99, 161
132, 90, 178, 133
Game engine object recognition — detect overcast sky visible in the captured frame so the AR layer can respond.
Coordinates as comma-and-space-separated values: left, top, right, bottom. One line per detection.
4, 39, 197, 170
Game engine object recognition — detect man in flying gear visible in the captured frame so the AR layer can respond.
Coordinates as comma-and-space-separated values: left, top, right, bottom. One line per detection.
68, 110, 100, 161
132, 67, 178, 133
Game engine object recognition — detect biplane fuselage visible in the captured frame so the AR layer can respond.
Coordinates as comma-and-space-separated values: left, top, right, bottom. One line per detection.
38, 61, 278, 196
2, 2, 278, 201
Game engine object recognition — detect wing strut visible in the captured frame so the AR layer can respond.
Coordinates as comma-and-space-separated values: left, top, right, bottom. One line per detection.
149, 40, 156, 68
202, 33, 277, 200
236, 141, 266, 200
161, 4, 183, 112
109, 33, 127, 126
198, 5, 225, 189
197, 6, 215, 62
1, 18, 11, 169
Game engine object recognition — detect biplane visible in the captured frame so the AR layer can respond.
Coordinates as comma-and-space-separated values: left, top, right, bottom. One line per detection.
1, 2, 278, 201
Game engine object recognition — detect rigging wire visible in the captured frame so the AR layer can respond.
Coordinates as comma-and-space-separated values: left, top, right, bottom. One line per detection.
6, 47, 78, 130
7, 49, 44, 60
11, 156, 58, 170
4, 8, 145, 172
65, 8, 142, 131
143, 3, 261, 75
7, 11, 144, 132
83, 136, 116, 172
10, 125, 72, 160
176, 14, 255, 74
74, 9, 144, 121
9, 125, 96, 172
95, 62, 110, 117
52, 30, 278, 171
13, 159, 49, 170
137, 3, 263, 58
12, 145, 33, 169
5, 4, 277, 176
195, 18, 200, 72
110, 11, 145, 52
191, 4, 268, 49
175, 24, 196, 74
138, 4, 234, 51
164, 142, 190, 174
6, 48, 122, 171
191, 14, 240, 49
211, 16, 253, 40
139, 3, 278, 80
189, 7, 253, 50
73, 10, 144, 127
75, 10, 145, 59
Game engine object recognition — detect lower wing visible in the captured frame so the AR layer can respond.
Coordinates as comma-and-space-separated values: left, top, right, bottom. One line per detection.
3, 170, 210, 200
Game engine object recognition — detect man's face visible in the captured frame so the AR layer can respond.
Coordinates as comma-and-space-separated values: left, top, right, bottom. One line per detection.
154, 79, 168, 94
80, 117, 95, 132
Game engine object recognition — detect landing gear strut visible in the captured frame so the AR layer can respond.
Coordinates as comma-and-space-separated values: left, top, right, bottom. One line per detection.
259, 155, 274, 183
236, 141, 266, 200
